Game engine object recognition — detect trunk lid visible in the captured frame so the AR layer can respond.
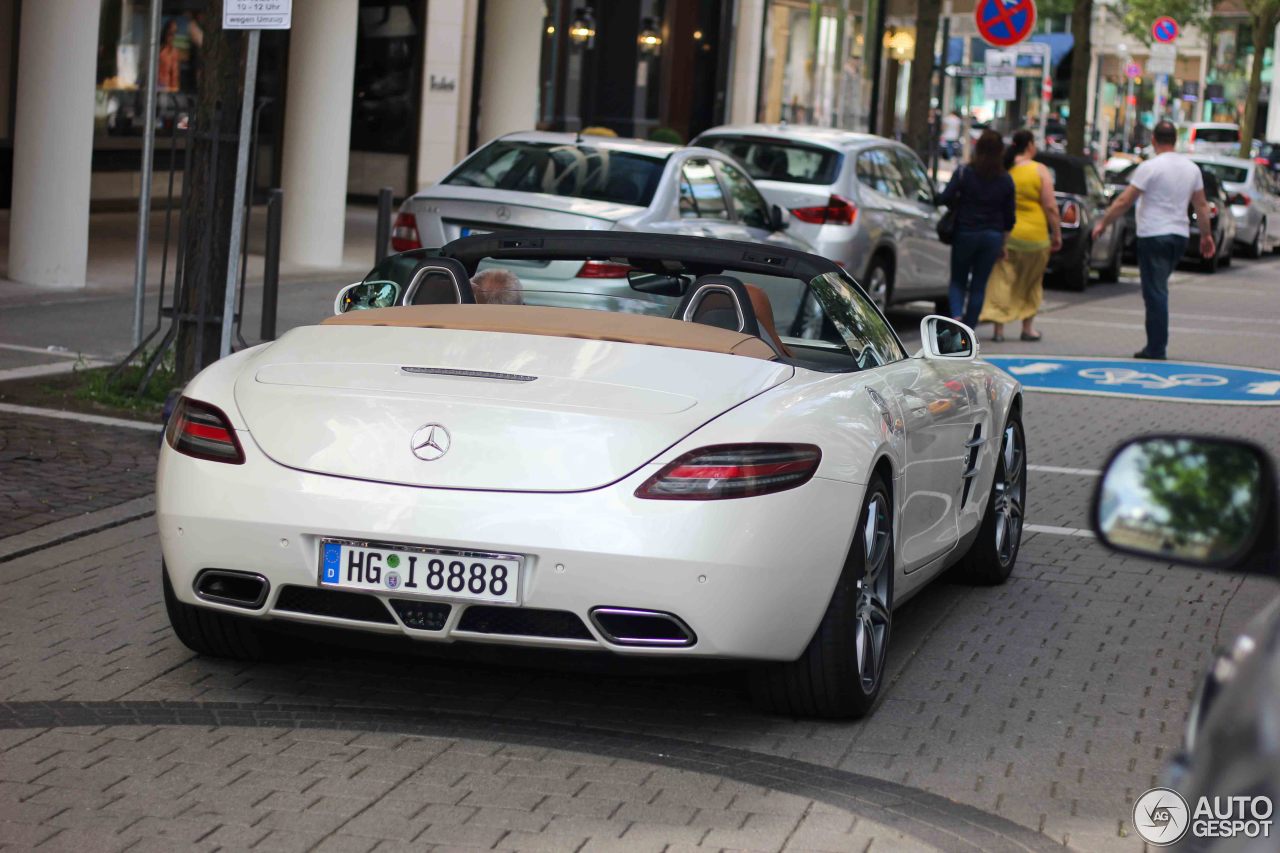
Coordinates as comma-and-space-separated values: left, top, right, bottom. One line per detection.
409, 186, 643, 245
235, 324, 792, 492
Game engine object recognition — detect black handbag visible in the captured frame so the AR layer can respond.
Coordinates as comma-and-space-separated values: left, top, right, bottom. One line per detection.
936, 166, 962, 245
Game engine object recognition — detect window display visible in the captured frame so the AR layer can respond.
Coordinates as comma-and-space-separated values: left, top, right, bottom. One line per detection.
757, 0, 872, 131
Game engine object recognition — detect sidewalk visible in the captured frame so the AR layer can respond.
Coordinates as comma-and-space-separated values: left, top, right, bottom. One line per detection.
0, 206, 379, 372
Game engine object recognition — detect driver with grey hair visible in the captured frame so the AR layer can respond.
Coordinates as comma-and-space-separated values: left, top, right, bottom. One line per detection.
471, 269, 523, 305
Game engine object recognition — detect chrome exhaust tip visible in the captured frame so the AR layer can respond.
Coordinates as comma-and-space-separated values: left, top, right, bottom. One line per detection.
194, 569, 269, 609
589, 607, 696, 647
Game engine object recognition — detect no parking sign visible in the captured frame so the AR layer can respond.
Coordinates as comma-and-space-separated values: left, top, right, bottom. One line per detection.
976, 0, 1037, 48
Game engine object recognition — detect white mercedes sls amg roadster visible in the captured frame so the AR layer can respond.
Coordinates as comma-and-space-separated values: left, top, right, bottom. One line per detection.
158, 231, 1024, 718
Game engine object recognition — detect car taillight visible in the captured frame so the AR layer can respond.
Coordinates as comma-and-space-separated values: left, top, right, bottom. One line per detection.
576, 260, 633, 278
1256, 157, 1270, 166
1208, 202, 1219, 217
1060, 200, 1080, 228
634, 444, 821, 500
165, 398, 245, 464
390, 212, 421, 252
790, 194, 857, 226
1229, 192, 1252, 207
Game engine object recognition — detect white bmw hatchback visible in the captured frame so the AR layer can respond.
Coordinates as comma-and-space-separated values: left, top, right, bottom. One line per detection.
158, 231, 1024, 718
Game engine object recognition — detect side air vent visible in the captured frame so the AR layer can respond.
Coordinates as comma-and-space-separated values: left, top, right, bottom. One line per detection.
274, 586, 396, 624
456, 606, 593, 640
961, 424, 984, 506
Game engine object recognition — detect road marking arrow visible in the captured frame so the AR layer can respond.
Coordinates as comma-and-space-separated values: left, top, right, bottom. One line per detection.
1008, 362, 1063, 375
1245, 381, 1280, 396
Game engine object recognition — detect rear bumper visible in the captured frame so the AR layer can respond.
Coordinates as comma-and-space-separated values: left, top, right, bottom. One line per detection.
158, 438, 861, 662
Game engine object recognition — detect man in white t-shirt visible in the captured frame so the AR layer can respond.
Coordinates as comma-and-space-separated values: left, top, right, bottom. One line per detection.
1092, 121, 1214, 359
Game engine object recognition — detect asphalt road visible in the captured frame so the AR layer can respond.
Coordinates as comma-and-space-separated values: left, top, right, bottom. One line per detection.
2, 253, 1279, 851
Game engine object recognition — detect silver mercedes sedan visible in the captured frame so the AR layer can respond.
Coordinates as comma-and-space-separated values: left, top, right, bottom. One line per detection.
693, 124, 950, 311
389, 132, 812, 298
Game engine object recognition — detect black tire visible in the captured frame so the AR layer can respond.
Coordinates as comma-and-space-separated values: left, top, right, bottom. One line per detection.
1056, 255, 1090, 292
1244, 221, 1266, 259
163, 563, 267, 660
954, 416, 1025, 585
862, 256, 894, 311
1097, 237, 1123, 283
750, 475, 893, 719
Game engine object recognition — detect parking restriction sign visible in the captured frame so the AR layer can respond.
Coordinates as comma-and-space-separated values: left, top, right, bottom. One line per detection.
224, 0, 293, 30
1152, 16, 1179, 43
975, 0, 1037, 47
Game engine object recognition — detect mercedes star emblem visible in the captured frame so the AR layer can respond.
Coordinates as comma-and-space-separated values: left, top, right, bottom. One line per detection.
496, 205, 511, 222
410, 424, 451, 461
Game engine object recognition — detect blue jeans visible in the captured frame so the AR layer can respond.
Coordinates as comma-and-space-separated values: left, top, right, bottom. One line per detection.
1136, 235, 1187, 357
949, 229, 1004, 329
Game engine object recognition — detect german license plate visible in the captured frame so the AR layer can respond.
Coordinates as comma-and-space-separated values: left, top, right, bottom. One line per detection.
319, 539, 521, 604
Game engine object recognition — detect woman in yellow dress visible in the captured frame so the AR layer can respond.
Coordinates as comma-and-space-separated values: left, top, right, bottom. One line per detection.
981, 130, 1063, 342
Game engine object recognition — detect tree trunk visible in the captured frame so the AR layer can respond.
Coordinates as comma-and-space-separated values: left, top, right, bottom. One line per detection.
1067, 0, 1092, 156
1238, 11, 1273, 158
881, 59, 901, 138
175, 0, 246, 382
905, 0, 943, 159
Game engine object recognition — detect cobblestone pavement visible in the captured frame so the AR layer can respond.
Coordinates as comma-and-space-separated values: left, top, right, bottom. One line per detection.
1, 255, 1278, 851
0, 414, 158, 540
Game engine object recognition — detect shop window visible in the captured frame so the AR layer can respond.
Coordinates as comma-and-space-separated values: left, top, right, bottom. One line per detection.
758, 0, 872, 131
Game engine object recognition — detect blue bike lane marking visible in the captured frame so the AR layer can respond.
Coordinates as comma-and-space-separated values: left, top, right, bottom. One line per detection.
984, 355, 1280, 405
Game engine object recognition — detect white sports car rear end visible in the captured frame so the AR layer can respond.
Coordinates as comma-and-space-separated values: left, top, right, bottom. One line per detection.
158, 232, 1024, 718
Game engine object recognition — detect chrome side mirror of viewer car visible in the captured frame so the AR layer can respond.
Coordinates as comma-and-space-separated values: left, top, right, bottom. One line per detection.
919, 315, 977, 360
334, 280, 401, 315
1092, 436, 1276, 571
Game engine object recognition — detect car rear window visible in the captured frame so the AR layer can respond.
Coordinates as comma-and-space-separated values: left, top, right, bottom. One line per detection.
698, 136, 842, 185
1194, 127, 1239, 143
442, 141, 666, 207
1196, 162, 1249, 184
1035, 156, 1086, 195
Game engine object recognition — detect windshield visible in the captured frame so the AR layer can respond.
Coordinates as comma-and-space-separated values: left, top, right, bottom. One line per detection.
699, 136, 842, 185
441, 141, 666, 207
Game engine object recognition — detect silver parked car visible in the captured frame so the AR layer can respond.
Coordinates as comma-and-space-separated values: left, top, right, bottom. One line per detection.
1190, 154, 1280, 259
693, 124, 950, 310
389, 132, 811, 296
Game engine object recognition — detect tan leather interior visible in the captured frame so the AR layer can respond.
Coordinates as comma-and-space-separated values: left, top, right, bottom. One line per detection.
322, 304, 779, 360
743, 284, 793, 358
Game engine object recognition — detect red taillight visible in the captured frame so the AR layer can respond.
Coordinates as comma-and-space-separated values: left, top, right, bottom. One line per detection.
576, 260, 633, 278
634, 444, 821, 500
390, 212, 421, 252
165, 398, 245, 464
790, 194, 857, 226
1229, 192, 1252, 207
1256, 157, 1270, 166
1208, 202, 1219, 217
1060, 200, 1080, 228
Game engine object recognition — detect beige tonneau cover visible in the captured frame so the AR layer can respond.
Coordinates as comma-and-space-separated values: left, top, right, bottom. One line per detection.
321, 304, 778, 360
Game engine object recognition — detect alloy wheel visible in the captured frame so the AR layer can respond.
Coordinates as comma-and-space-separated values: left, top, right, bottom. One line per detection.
866, 265, 889, 310
855, 494, 892, 692
992, 422, 1026, 565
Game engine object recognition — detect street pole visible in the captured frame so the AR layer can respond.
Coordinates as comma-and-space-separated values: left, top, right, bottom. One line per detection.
131, 0, 162, 350
1123, 75, 1134, 151
220, 28, 261, 359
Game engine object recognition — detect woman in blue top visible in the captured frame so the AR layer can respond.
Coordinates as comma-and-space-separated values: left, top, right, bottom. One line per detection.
938, 130, 1016, 330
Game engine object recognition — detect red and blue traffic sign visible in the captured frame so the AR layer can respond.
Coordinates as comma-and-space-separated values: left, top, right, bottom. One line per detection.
1152, 16, 1179, 43
976, 0, 1037, 48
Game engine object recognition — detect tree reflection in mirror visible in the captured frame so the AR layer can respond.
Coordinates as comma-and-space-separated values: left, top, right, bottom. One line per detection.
1097, 438, 1264, 565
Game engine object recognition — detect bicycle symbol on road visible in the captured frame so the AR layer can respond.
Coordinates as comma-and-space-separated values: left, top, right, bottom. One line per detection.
1077, 367, 1230, 390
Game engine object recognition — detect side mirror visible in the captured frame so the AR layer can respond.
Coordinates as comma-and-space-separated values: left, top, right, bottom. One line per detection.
1092, 436, 1276, 571
919, 315, 977, 360
334, 280, 401, 314
770, 203, 791, 232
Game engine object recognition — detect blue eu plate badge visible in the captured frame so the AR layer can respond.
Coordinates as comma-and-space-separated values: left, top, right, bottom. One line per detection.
322, 542, 342, 584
